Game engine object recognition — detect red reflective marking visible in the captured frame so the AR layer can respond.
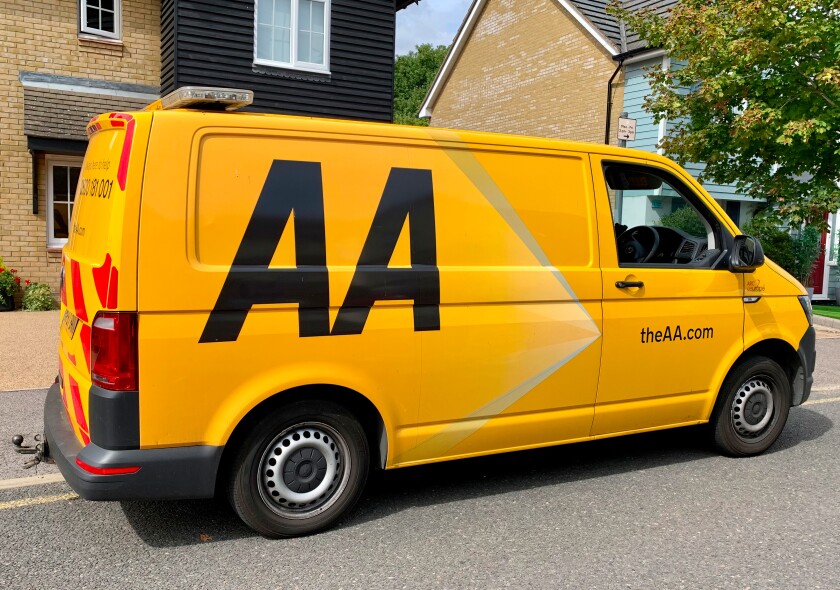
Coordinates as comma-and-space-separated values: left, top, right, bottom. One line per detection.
113, 114, 135, 191
75, 458, 140, 476
106, 266, 119, 309
92, 253, 112, 307
80, 323, 91, 372
67, 353, 76, 366
70, 259, 88, 322
68, 375, 90, 443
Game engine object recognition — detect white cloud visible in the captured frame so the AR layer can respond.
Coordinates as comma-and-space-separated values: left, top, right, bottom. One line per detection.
395, 0, 473, 55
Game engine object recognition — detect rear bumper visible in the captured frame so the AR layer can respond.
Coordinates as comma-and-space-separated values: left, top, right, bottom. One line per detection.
45, 383, 222, 500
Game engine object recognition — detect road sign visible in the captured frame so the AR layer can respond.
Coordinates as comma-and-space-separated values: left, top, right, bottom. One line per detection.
617, 117, 637, 141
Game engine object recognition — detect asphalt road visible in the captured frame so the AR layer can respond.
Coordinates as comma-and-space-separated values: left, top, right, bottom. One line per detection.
1, 334, 838, 589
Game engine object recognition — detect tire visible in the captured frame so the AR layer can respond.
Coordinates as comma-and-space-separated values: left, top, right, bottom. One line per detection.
710, 356, 791, 457
228, 400, 369, 538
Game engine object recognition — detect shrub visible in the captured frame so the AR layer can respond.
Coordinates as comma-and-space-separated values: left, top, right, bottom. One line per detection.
742, 215, 796, 272
22, 282, 57, 311
0, 266, 22, 308
742, 215, 823, 285
659, 205, 707, 237
790, 225, 823, 286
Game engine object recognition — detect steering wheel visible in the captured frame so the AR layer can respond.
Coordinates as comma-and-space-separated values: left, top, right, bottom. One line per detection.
617, 226, 660, 263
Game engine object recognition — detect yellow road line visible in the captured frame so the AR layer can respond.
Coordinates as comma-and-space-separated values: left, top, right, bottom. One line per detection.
804, 395, 840, 406
0, 473, 66, 491
811, 386, 840, 392
0, 493, 77, 511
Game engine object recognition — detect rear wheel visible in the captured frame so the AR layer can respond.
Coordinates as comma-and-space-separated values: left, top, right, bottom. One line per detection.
711, 356, 791, 457
228, 400, 369, 537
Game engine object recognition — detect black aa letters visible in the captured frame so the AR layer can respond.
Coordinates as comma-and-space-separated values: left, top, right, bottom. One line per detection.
200, 160, 439, 343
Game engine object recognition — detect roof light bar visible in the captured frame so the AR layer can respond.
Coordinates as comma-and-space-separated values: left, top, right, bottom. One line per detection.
146, 86, 254, 112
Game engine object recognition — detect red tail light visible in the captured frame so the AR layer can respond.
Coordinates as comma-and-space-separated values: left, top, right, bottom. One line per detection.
91, 312, 138, 391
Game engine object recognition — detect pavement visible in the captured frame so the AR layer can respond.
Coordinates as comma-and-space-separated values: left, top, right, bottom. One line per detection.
0, 310, 60, 391
814, 313, 840, 331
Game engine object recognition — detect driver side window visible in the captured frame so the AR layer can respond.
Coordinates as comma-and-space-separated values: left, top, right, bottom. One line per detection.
605, 165, 721, 268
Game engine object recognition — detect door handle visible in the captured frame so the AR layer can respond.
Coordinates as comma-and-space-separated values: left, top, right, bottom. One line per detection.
615, 281, 644, 289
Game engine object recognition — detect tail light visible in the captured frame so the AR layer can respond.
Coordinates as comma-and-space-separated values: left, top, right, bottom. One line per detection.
91, 312, 138, 391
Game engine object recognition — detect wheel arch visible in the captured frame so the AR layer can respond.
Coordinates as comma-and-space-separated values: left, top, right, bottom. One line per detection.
713, 338, 801, 415
215, 384, 388, 496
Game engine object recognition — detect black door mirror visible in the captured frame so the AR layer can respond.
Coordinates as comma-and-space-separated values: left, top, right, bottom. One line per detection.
730, 235, 765, 272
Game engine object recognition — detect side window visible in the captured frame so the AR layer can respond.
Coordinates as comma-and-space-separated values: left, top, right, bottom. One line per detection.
80, 0, 121, 40
46, 156, 82, 249
604, 165, 722, 267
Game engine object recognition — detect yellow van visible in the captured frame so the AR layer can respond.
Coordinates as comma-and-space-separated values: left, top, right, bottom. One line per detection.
45, 87, 816, 537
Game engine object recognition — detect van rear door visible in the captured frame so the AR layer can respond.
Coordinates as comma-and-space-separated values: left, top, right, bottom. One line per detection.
57, 112, 151, 445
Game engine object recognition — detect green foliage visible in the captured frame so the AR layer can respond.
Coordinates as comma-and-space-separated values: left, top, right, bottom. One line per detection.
742, 216, 823, 284
742, 215, 796, 272
790, 225, 823, 286
0, 265, 21, 308
612, 0, 840, 225
22, 282, 57, 311
659, 205, 706, 237
393, 44, 449, 126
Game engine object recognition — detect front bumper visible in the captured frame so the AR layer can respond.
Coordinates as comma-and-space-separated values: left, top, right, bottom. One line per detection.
45, 383, 223, 500
793, 326, 816, 406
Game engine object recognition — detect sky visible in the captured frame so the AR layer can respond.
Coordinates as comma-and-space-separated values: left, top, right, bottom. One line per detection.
395, 0, 473, 55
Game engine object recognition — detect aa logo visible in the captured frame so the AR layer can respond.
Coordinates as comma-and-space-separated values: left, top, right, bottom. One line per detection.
200, 160, 440, 342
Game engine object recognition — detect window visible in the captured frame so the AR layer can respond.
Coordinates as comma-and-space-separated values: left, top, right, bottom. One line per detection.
47, 156, 82, 249
80, 0, 121, 40
255, 0, 330, 73
604, 165, 722, 267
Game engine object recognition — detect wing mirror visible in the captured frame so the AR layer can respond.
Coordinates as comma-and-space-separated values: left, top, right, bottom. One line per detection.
729, 235, 765, 272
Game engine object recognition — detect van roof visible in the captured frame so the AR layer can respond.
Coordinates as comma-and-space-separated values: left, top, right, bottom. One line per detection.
94, 107, 674, 166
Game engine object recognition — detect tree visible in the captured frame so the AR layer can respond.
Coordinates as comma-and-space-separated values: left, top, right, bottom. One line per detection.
614, 0, 840, 225
393, 44, 449, 126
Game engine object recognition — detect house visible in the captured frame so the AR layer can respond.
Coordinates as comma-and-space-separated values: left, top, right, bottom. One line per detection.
419, 0, 839, 301
1, 0, 417, 294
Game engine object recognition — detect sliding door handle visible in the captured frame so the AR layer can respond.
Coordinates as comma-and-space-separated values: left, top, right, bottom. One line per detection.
615, 281, 644, 289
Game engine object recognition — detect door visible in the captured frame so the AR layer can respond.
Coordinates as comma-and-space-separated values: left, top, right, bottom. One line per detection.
808, 211, 829, 297
395, 144, 604, 466
590, 156, 745, 436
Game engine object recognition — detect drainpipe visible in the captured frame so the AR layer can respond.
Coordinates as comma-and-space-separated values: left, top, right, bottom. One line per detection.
604, 59, 624, 145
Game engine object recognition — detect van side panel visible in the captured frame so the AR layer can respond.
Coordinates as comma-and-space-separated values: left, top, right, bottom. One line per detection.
136, 113, 604, 467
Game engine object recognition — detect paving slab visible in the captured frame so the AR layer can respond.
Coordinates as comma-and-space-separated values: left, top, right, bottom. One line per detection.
0, 310, 60, 391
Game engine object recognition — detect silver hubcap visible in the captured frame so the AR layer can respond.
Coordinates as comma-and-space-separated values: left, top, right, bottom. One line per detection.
258, 423, 350, 519
731, 378, 775, 437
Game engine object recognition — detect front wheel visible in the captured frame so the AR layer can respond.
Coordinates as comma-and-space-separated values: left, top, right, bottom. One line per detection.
711, 356, 791, 457
228, 400, 369, 537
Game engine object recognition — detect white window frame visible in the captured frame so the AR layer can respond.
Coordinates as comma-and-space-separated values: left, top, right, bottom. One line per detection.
80, 0, 122, 40
254, 0, 331, 74
46, 155, 83, 249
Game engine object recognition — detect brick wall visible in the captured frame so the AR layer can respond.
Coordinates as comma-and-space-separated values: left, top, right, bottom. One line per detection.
0, 0, 160, 294
429, 0, 624, 146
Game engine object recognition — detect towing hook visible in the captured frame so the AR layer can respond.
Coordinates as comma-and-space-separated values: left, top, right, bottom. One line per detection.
12, 434, 37, 454
12, 434, 52, 468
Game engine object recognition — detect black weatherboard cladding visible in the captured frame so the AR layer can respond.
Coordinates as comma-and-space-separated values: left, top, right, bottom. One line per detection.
160, 0, 397, 122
